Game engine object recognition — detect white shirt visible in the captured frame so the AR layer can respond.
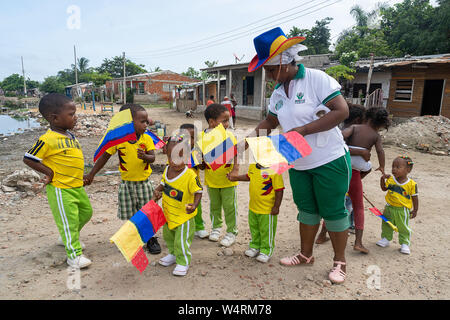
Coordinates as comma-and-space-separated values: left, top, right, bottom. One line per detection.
268, 64, 347, 170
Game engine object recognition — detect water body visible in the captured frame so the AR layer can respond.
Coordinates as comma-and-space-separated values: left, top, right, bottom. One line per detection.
0, 114, 41, 136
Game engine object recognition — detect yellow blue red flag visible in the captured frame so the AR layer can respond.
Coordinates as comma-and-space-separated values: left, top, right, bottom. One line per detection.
198, 124, 237, 171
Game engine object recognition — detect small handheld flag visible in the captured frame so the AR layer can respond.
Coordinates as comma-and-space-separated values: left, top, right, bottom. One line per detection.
94, 109, 136, 162
110, 200, 166, 273
145, 130, 166, 150
246, 131, 312, 174
363, 193, 398, 232
198, 124, 237, 171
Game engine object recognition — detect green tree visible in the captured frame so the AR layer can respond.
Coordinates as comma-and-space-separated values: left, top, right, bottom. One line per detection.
40, 76, 67, 94
1, 74, 25, 92
80, 72, 112, 86
182, 67, 201, 79
380, 0, 450, 56
325, 65, 356, 83
97, 56, 147, 78
287, 18, 333, 55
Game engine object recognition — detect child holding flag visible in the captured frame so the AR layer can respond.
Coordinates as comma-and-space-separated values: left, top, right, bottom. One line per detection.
85, 104, 161, 254
23, 93, 93, 269
153, 133, 203, 276
377, 156, 418, 255
201, 104, 239, 247
228, 163, 284, 263
180, 123, 209, 239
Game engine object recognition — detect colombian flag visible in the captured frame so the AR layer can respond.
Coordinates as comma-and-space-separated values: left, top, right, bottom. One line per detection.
246, 131, 312, 174
187, 149, 202, 169
93, 109, 136, 162
110, 201, 166, 273
198, 124, 237, 171
145, 130, 165, 150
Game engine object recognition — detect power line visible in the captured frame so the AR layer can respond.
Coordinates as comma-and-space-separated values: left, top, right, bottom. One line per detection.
128, 0, 324, 55
129, 0, 343, 60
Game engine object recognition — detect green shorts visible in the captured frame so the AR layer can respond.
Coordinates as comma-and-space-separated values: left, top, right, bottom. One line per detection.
289, 152, 352, 232
118, 178, 154, 220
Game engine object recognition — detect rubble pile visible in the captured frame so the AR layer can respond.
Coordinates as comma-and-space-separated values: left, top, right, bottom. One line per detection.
383, 115, 450, 156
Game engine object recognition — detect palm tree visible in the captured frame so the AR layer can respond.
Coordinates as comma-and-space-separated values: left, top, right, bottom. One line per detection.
350, 3, 389, 36
77, 57, 90, 73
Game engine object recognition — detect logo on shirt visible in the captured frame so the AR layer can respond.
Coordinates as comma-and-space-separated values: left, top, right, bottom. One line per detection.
274, 100, 284, 111
295, 92, 305, 104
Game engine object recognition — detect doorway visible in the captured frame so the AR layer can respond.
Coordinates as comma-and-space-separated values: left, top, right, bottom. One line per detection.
421, 79, 444, 116
243, 76, 254, 105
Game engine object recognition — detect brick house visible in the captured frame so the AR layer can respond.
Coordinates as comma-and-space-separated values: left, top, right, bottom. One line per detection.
105, 70, 198, 104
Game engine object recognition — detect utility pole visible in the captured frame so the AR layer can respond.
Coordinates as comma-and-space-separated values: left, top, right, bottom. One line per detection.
21, 56, 27, 96
365, 53, 374, 108
74, 45, 78, 85
123, 52, 126, 104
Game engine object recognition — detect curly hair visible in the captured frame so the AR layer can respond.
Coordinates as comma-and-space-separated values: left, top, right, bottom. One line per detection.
365, 107, 390, 130
344, 103, 366, 126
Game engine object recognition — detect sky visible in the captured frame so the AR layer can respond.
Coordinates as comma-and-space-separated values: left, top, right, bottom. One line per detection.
0, 0, 438, 82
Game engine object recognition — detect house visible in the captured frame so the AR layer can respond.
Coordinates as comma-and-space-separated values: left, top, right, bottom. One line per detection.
64, 82, 93, 99
105, 70, 197, 104
383, 54, 450, 118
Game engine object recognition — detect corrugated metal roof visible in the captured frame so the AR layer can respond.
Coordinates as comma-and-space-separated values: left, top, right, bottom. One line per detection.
383, 56, 450, 67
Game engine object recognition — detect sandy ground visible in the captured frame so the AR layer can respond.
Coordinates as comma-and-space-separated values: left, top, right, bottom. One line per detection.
0, 106, 449, 300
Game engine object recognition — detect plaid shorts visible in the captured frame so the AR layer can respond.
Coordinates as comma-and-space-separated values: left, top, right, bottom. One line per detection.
118, 179, 154, 220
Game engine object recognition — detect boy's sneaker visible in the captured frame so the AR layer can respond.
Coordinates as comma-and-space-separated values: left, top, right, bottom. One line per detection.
376, 238, 390, 248
256, 253, 270, 263
147, 237, 161, 255
245, 248, 260, 258
173, 264, 189, 276
195, 230, 209, 239
58, 236, 85, 250
220, 233, 236, 247
400, 244, 411, 255
159, 254, 176, 267
67, 255, 91, 269
209, 228, 221, 242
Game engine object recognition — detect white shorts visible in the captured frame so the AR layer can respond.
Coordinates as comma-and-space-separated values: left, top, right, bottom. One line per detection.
349, 146, 372, 172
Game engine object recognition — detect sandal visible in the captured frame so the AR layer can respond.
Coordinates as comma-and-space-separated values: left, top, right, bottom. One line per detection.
329, 261, 346, 284
280, 252, 314, 266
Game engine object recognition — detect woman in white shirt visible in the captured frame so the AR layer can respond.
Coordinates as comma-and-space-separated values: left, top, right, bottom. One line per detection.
244, 27, 352, 284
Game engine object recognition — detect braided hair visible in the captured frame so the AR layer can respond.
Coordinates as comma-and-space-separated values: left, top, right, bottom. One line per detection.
397, 155, 414, 170
365, 107, 390, 130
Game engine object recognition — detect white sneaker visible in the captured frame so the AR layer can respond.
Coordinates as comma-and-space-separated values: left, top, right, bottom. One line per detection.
256, 253, 270, 263
400, 244, 411, 255
209, 228, 221, 242
173, 264, 189, 276
220, 233, 236, 247
195, 230, 209, 239
376, 238, 390, 248
159, 254, 176, 267
58, 236, 85, 250
245, 248, 260, 258
67, 255, 91, 269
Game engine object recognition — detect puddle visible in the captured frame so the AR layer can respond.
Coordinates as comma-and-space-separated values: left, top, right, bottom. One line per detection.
0, 115, 41, 136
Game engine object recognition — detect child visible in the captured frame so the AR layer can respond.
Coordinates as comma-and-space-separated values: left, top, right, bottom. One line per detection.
316, 103, 367, 244
377, 156, 418, 255
84, 104, 161, 254
201, 104, 239, 247
180, 123, 209, 239
228, 163, 284, 263
341, 106, 390, 254
153, 134, 203, 276
23, 93, 93, 269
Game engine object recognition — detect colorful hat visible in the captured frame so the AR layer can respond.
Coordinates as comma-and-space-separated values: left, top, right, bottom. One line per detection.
248, 27, 306, 72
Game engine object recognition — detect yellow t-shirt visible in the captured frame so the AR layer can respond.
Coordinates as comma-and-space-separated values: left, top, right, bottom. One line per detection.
161, 166, 203, 230
248, 164, 285, 214
24, 129, 84, 189
199, 130, 238, 189
106, 133, 155, 181
385, 176, 418, 210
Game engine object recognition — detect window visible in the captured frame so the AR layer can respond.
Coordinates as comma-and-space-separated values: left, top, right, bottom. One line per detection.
137, 82, 145, 95
394, 80, 414, 102
163, 83, 175, 92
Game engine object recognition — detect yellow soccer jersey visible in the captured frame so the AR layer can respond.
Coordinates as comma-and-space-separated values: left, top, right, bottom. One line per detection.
106, 133, 155, 181
200, 130, 238, 189
161, 166, 203, 230
248, 164, 285, 214
24, 129, 84, 189
385, 176, 418, 209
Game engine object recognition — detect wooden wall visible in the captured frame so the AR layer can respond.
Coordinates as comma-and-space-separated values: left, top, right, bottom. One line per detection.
386, 64, 450, 118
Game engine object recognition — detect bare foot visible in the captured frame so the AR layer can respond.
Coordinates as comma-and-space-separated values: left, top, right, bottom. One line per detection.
354, 243, 369, 254
315, 233, 330, 244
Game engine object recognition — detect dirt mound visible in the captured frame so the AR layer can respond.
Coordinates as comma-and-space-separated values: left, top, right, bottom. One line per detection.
383, 115, 450, 155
